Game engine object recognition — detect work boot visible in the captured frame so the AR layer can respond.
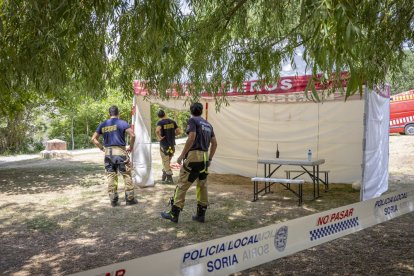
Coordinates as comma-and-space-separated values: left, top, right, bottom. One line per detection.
162, 170, 167, 182
169, 196, 174, 207
110, 194, 119, 207
192, 204, 207, 223
126, 198, 138, 205
161, 205, 181, 223
165, 174, 174, 184
125, 194, 138, 205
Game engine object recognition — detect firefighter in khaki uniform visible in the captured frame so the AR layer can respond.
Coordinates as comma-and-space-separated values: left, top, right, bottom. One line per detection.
91, 106, 138, 207
155, 109, 181, 184
161, 103, 217, 223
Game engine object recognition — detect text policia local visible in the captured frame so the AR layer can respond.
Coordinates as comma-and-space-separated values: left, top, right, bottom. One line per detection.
182, 231, 274, 273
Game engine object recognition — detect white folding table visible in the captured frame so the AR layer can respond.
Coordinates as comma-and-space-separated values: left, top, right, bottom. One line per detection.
257, 158, 326, 200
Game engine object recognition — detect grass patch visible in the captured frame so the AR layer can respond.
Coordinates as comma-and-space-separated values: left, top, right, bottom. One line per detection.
81, 190, 98, 198
49, 197, 71, 205
65, 212, 90, 230
77, 165, 103, 173
79, 178, 101, 187
25, 216, 59, 232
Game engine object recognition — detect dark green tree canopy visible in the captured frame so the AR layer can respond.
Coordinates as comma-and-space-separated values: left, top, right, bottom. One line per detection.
1, 0, 414, 115
387, 50, 414, 94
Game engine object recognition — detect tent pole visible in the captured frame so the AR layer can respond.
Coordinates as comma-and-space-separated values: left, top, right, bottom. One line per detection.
205, 102, 209, 121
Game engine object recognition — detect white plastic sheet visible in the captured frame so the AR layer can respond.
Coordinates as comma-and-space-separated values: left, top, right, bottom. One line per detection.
362, 86, 390, 200
131, 96, 154, 187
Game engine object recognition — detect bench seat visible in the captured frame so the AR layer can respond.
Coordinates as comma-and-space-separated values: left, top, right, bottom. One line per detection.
251, 177, 305, 205
251, 177, 304, 184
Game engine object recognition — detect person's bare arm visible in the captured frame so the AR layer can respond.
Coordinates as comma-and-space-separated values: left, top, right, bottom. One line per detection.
91, 132, 104, 152
155, 125, 164, 141
175, 128, 181, 136
177, 132, 196, 164
126, 128, 135, 153
209, 137, 217, 160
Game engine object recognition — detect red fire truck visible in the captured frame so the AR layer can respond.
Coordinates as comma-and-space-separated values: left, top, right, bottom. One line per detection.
389, 90, 414, 135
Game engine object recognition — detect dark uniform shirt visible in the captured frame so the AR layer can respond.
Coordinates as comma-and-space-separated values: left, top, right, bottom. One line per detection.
186, 116, 215, 152
96, 118, 130, 147
157, 118, 178, 148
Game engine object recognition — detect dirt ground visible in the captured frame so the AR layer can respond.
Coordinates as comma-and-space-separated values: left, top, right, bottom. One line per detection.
0, 135, 413, 275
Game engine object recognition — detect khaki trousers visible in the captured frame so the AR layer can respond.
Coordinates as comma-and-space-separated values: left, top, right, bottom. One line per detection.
160, 148, 173, 175
173, 150, 209, 209
104, 146, 135, 201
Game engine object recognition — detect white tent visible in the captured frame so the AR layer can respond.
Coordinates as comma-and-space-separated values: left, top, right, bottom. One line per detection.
131, 57, 390, 201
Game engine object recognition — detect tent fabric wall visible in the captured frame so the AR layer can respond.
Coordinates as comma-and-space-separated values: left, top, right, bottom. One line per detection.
362, 86, 390, 200
132, 86, 390, 198
208, 99, 365, 183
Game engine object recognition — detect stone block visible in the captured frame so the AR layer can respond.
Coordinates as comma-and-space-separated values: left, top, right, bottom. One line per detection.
45, 139, 67, 151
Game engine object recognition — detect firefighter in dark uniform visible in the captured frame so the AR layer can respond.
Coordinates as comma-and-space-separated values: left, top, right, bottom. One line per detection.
161, 102, 217, 223
91, 105, 138, 207
155, 109, 181, 184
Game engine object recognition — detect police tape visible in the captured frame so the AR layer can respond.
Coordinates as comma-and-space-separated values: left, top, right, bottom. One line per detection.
71, 188, 414, 276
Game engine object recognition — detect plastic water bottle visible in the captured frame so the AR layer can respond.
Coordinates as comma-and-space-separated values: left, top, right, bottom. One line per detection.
307, 149, 312, 161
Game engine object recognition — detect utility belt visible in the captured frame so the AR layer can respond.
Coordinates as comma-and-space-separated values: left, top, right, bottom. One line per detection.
183, 150, 209, 175
104, 146, 129, 167
185, 150, 208, 161
105, 146, 127, 157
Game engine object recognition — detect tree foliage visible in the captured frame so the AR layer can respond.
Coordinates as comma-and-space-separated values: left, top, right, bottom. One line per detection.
0, 89, 132, 154
0, 104, 45, 154
0, 0, 112, 116
1, 0, 414, 115
387, 50, 414, 94
48, 90, 132, 150
150, 104, 190, 142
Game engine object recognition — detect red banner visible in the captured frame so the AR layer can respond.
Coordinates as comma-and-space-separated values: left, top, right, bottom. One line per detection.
133, 74, 348, 97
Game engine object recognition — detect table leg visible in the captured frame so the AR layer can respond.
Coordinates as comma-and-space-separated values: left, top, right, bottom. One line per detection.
287, 171, 290, 190
325, 172, 329, 192
267, 164, 270, 193
262, 163, 282, 194
317, 165, 320, 198
253, 181, 257, 201
313, 165, 316, 199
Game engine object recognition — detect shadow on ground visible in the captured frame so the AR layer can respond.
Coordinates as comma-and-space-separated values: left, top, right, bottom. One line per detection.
0, 158, 103, 195
0, 156, 412, 275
